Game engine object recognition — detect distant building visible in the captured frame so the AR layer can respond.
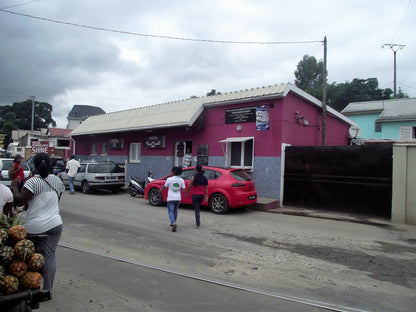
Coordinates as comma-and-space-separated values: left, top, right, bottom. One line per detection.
67, 105, 106, 129
342, 98, 416, 141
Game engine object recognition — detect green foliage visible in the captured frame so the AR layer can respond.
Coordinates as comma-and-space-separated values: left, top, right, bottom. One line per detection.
0, 100, 56, 148
294, 55, 326, 90
294, 55, 409, 112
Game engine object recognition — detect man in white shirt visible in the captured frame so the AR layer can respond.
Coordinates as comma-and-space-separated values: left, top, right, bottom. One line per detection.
182, 147, 192, 168
65, 155, 81, 194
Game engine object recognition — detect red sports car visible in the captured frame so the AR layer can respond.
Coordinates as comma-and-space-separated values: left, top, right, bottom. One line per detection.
144, 166, 257, 214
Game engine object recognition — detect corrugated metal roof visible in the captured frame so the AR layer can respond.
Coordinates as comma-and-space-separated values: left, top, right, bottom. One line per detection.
342, 98, 416, 122
71, 83, 354, 136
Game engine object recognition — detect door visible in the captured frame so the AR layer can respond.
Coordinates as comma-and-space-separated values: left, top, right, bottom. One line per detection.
175, 140, 193, 167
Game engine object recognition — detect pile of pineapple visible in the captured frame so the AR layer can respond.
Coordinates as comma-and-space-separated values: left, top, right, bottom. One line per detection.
0, 214, 45, 295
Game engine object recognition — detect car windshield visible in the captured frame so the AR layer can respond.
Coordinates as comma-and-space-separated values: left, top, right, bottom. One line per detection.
230, 170, 252, 181
88, 163, 124, 173
1, 160, 29, 170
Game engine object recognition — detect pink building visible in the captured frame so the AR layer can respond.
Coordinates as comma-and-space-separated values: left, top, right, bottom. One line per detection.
70, 83, 354, 199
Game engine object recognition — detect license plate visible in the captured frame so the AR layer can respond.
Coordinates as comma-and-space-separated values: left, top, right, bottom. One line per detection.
106, 177, 116, 180
248, 195, 256, 200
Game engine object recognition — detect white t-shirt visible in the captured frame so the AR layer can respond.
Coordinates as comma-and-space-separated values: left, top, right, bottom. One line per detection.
164, 176, 185, 201
0, 183, 13, 209
66, 159, 81, 178
23, 175, 65, 234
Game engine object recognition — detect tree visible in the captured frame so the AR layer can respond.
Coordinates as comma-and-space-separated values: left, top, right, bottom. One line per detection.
294, 55, 409, 112
0, 99, 56, 148
294, 55, 325, 90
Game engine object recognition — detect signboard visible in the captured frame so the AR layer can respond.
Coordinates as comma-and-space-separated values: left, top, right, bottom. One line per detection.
144, 136, 166, 149
256, 106, 270, 131
197, 144, 209, 166
31, 141, 55, 154
0, 134, 4, 149
225, 107, 256, 124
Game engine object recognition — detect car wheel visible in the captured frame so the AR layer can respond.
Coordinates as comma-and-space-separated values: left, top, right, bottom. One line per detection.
209, 193, 229, 214
148, 188, 163, 206
128, 185, 138, 197
82, 180, 92, 194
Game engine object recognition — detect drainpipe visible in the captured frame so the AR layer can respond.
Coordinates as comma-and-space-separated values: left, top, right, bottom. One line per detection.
70, 136, 76, 158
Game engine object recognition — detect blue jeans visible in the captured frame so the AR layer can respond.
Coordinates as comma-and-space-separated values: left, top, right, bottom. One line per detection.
68, 176, 75, 192
167, 200, 180, 225
34, 224, 63, 292
192, 194, 204, 226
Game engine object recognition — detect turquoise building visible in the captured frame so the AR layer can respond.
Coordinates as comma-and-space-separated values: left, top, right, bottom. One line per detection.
342, 98, 416, 140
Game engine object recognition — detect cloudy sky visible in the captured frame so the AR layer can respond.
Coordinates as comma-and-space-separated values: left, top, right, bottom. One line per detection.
1, 0, 415, 128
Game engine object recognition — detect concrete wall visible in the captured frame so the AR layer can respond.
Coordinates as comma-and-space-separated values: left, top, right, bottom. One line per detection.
391, 144, 416, 225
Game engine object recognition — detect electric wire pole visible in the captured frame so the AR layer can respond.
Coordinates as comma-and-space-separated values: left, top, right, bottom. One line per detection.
382, 43, 405, 96
322, 36, 327, 146
29, 95, 36, 132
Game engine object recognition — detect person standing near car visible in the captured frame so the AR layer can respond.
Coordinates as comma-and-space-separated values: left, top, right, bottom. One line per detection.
182, 147, 192, 168
159, 166, 185, 232
65, 155, 80, 194
8, 154, 25, 188
186, 165, 208, 228
11, 152, 65, 296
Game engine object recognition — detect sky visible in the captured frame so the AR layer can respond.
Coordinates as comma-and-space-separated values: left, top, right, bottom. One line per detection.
1, 0, 415, 128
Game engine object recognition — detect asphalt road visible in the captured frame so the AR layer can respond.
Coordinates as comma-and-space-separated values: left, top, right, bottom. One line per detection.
39, 189, 416, 312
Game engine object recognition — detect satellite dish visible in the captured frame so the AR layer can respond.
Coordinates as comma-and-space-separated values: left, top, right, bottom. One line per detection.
349, 125, 362, 138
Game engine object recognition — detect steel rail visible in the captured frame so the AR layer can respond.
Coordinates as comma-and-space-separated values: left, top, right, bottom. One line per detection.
59, 242, 370, 312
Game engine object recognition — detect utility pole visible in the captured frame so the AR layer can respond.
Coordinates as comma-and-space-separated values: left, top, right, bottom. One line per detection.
322, 36, 327, 146
29, 96, 36, 132
382, 44, 405, 96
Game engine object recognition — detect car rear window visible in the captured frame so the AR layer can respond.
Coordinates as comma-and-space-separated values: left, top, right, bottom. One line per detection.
230, 170, 252, 181
88, 163, 124, 173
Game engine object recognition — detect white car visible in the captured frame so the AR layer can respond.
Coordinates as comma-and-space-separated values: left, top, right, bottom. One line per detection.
60, 161, 125, 194
0, 158, 31, 187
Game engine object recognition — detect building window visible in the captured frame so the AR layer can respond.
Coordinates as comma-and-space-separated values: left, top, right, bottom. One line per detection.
220, 137, 254, 171
129, 142, 141, 163
102, 143, 108, 155
400, 126, 416, 140
91, 143, 97, 155
375, 122, 382, 133
56, 139, 70, 147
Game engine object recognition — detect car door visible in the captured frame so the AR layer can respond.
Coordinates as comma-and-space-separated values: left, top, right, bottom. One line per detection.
74, 164, 87, 187
179, 168, 195, 205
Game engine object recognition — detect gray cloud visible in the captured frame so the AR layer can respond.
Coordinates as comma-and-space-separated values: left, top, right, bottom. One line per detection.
0, 0, 415, 128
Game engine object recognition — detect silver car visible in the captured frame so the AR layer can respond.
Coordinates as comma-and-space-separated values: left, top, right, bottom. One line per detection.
60, 161, 125, 194
0, 158, 31, 187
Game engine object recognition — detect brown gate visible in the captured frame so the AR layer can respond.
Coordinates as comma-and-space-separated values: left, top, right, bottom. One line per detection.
283, 145, 392, 218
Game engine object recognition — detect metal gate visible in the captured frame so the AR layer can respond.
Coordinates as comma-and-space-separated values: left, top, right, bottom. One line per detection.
283, 145, 392, 218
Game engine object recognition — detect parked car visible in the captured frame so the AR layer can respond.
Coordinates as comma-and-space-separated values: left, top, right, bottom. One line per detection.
0, 158, 31, 186
60, 161, 125, 193
144, 166, 257, 214
26, 155, 66, 175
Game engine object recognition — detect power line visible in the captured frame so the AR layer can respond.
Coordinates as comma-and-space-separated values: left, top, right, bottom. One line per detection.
0, 0, 40, 10
0, 8, 322, 45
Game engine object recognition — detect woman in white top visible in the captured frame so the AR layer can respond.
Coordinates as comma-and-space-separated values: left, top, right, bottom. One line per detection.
159, 166, 185, 232
12, 152, 65, 296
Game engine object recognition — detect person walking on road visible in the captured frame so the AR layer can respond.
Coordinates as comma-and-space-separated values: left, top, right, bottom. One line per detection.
159, 166, 185, 232
11, 153, 65, 296
65, 155, 80, 194
186, 165, 208, 228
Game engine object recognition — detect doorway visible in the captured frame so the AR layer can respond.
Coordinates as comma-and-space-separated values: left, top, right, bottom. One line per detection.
175, 140, 193, 167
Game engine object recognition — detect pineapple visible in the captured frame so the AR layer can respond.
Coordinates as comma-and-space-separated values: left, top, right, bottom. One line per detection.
0, 274, 19, 294
7, 225, 27, 242
0, 228, 7, 246
14, 239, 35, 261
20, 271, 43, 290
0, 246, 14, 265
9, 259, 28, 278
27, 253, 45, 272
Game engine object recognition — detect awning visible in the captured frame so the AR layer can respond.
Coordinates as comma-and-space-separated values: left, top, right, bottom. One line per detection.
219, 137, 253, 143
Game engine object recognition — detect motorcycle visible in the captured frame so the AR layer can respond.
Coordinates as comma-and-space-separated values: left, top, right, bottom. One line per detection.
128, 176, 146, 197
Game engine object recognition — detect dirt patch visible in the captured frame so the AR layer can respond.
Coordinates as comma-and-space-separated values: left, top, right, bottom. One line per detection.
217, 232, 416, 289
